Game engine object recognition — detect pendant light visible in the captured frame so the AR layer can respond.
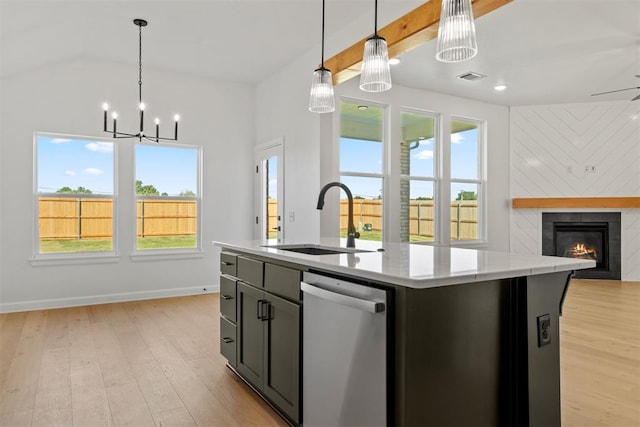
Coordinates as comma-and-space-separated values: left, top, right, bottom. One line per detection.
359, 0, 392, 93
309, 0, 335, 113
101, 19, 180, 142
436, 0, 478, 63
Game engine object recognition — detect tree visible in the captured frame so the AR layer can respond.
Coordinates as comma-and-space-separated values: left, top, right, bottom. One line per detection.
455, 190, 477, 201
136, 180, 160, 196
56, 186, 92, 194
179, 190, 196, 197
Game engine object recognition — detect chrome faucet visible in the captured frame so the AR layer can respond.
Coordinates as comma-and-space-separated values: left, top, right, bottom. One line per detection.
316, 182, 360, 248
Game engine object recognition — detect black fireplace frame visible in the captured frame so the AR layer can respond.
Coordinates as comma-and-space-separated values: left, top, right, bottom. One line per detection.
542, 212, 621, 280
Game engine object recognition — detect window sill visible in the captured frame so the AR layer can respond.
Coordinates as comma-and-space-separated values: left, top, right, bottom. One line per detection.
448, 240, 489, 249
130, 250, 206, 262
30, 253, 120, 267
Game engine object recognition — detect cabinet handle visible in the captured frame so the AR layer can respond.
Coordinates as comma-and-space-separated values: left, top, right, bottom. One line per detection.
221, 261, 234, 266
221, 294, 233, 300
257, 299, 265, 319
221, 337, 234, 344
257, 300, 270, 321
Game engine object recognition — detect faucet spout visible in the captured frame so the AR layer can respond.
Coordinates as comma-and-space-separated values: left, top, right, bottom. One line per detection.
317, 182, 360, 248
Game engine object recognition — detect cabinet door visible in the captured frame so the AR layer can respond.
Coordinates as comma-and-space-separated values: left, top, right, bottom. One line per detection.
263, 293, 300, 423
236, 282, 265, 388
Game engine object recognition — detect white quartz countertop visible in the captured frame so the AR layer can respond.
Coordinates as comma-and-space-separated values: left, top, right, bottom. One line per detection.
213, 239, 596, 289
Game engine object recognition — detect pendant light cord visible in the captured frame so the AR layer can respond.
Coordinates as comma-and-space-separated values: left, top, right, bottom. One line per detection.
321, 0, 325, 67
138, 23, 143, 105
374, 0, 378, 35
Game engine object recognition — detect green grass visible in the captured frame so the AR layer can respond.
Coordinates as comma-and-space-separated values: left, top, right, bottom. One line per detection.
40, 235, 197, 253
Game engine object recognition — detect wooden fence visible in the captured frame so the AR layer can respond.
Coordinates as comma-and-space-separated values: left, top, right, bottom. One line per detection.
338, 199, 478, 240
38, 197, 197, 239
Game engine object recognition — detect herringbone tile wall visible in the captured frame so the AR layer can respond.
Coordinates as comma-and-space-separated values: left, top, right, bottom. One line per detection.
509, 101, 640, 280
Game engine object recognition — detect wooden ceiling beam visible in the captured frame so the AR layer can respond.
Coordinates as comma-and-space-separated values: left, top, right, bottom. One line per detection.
324, 0, 513, 86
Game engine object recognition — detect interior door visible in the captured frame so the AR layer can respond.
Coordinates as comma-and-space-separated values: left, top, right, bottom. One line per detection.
255, 138, 284, 243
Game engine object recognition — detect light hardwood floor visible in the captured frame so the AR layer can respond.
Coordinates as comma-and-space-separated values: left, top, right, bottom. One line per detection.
0, 279, 638, 426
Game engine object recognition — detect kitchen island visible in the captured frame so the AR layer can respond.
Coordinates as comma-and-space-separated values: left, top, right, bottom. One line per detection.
214, 239, 595, 427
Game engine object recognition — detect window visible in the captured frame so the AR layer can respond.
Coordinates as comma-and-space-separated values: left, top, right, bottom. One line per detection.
340, 101, 384, 241
400, 110, 438, 242
450, 118, 484, 241
34, 133, 115, 254
135, 143, 201, 251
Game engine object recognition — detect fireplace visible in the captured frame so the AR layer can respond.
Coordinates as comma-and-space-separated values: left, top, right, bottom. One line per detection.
542, 212, 621, 280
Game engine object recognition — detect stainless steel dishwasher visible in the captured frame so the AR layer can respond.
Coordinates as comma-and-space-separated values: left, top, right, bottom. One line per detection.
301, 271, 388, 426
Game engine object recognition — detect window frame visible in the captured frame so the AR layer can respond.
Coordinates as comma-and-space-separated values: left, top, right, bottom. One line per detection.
399, 107, 440, 243
448, 115, 487, 245
132, 141, 203, 256
339, 98, 388, 242
31, 132, 119, 264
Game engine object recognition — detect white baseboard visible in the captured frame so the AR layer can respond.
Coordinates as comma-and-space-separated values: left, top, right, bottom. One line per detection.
0, 285, 221, 314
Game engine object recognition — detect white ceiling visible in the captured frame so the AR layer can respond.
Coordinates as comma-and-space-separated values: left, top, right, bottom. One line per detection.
2, 0, 639, 106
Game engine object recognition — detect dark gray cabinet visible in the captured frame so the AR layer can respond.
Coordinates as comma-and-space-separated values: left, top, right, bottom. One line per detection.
220, 253, 301, 424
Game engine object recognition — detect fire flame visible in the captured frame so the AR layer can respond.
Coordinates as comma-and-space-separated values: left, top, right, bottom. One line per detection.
565, 243, 597, 260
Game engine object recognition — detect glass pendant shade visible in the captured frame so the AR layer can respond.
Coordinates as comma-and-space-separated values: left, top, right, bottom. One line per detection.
436, 0, 478, 63
359, 35, 392, 92
309, 67, 335, 113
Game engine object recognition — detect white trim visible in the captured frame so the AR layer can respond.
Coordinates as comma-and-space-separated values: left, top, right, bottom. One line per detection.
30, 254, 121, 267
130, 250, 205, 262
0, 285, 219, 314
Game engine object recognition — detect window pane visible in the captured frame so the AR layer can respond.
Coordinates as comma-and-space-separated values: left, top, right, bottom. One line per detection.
401, 180, 435, 242
266, 155, 278, 240
36, 135, 114, 253
450, 183, 479, 240
340, 176, 383, 242
340, 101, 383, 174
135, 144, 199, 250
450, 120, 479, 180
401, 111, 435, 177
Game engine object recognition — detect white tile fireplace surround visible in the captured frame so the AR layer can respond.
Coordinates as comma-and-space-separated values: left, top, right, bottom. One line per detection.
511, 208, 639, 281
509, 101, 640, 281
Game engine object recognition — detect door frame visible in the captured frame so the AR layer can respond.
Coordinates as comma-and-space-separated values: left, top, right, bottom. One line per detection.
255, 137, 285, 242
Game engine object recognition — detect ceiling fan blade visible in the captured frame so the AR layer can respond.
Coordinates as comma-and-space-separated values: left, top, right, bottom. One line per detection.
632, 93, 640, 102
591, 86, 640, 96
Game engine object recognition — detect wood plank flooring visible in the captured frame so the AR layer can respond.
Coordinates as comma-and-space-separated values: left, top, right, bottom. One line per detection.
0, 279, 638, 426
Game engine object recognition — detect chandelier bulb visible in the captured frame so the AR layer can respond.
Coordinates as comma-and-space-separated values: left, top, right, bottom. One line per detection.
174, 114, 180, 122
155, 118, 160, 125
139, 102, 146, 111
111, 112, 118, 119
102, 102, 109, 111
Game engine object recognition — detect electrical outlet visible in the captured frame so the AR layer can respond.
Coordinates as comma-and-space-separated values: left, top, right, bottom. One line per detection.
537, 314, 551, 347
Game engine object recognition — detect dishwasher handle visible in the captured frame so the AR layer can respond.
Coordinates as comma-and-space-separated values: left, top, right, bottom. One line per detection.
301, 281, 385, 313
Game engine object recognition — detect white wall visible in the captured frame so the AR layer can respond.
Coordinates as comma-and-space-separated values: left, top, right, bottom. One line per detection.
510, 101, 640, 280
0, 58, 255, 312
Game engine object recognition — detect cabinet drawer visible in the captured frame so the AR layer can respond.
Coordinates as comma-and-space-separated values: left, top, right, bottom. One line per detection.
220, 276, 237, 322
220, 252, 238, 276
264, 263, 302, 302
238, 256, 264, 287
220, 316, 237, 367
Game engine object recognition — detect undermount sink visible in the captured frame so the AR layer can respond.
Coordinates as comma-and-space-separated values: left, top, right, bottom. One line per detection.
264, 244, 372, 255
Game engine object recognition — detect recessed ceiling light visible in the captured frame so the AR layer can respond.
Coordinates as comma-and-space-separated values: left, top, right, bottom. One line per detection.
357, 105, 368, 111
389, 58, 400, 65
494, 84, 507, 91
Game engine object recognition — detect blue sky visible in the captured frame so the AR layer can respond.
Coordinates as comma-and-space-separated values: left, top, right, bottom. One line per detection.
37, 135, 197, 196
339, 127, 479, 200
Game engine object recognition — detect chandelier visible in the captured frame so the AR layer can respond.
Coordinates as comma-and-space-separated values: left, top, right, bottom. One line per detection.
101, 19, 180, 142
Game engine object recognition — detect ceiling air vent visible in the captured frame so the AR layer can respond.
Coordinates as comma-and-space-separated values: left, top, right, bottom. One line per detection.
457, 72, 486, 82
